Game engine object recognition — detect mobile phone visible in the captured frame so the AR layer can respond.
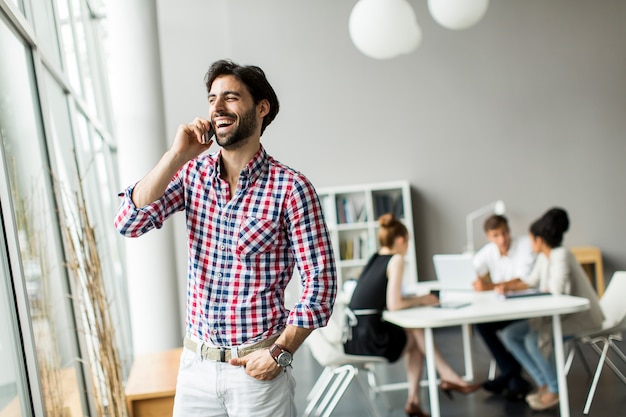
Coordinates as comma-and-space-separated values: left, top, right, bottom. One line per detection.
202, 125, 215, 144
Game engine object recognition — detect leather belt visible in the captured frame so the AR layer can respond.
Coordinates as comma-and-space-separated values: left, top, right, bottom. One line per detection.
183, 335, 279, 362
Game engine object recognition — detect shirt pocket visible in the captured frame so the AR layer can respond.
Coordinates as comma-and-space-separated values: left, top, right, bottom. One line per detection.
236, 217, 279, 258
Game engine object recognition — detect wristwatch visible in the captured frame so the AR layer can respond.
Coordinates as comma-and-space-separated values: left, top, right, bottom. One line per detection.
269, 343, 293, 367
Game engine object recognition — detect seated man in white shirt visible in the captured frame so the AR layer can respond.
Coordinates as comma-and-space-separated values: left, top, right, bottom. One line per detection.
472, 215, 536, 400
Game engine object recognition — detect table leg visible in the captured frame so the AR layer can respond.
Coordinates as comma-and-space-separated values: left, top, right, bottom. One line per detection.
462, 324, 474, 381
424, 327, 440, 417
552, 314, 570, 417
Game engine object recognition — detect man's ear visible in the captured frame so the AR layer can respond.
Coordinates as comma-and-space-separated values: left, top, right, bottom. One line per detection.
258, 99, 270, 118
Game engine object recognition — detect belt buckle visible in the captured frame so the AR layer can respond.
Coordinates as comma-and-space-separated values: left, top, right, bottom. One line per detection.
219, 347, 226, 362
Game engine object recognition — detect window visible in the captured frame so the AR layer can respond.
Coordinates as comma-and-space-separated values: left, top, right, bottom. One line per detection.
0, 223, 30, 417
0, 0, 129, 415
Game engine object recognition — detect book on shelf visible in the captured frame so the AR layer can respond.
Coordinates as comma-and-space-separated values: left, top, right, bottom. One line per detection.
392, 195, 404, 219
374, 194, 403, 220
345, 197, 357, 223
337, 196, 366, 224
339, 232, 370, 261
374, 194, 389, 220
336, 197, 347, 224
356, 204, 367, 222
346, 239, 354, 260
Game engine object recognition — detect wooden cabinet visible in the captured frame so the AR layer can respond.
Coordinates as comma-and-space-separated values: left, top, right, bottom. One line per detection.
571, 246, 605, 296
125, 348, 181, 417
317, 180, 417, 291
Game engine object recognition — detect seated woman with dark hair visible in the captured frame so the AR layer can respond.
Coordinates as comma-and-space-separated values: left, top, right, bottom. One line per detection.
344, 213, 479, 417
496, 207, 604, 411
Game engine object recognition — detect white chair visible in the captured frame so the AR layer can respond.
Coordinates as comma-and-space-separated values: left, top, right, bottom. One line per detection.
564, 271, 626, 414
302, 301, 388, 417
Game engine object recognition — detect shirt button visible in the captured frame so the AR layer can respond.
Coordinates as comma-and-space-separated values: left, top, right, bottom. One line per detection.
222, 216, 227, 221
212, 329, 217, 334
217, 272, 222, 278
220, 244, 225, 250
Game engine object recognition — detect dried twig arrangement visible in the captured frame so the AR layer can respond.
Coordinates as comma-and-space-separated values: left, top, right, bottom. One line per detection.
56, 182, 128, 417
33, 255, 65, 417
11, 160, 65, 415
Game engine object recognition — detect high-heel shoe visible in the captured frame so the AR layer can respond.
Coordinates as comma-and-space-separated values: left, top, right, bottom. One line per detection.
440, 380, 482, 399
404, 404, 430, 417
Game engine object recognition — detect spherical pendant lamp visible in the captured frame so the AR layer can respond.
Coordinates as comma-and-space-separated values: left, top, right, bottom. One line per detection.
428, 0, 489, 30
349, 0, 422, 60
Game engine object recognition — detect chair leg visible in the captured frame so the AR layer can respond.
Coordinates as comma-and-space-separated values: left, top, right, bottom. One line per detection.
588, 336, 626, 384
357, 369, 383, 417
584, 338, 611, 414
303, 364, 384, 417
366, 366, 379, 393
488, 358, 497, 380
565, 340, 593, 378
564, 342, 575, 376
303, 366, 351, 417
303, 365, 380, 417
322, 366, 358, 417
604, 340, 626, 384
609, 338, 626, 363
317, 365, 356, 417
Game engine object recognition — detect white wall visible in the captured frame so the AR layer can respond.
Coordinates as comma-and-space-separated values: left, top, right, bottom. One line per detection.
153, 0, 626, 290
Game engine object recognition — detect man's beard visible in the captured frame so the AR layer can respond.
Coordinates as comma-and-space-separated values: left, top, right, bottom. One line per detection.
215, 107, 258, 150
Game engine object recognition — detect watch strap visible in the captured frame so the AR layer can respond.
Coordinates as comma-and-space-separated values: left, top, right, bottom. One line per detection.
269, 343, 292, 366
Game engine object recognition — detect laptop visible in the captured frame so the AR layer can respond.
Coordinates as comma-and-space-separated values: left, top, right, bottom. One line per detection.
432, 253, 477, 292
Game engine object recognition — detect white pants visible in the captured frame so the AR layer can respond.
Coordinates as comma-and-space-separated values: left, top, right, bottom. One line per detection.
172, 347, 297, 417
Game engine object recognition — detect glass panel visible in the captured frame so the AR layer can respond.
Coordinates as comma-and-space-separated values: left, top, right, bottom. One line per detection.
73, 111, 92, 171
50, 106, 128, 415
92, 134, 132, 375
31, 0, 63, 69
69, 0, 97, 113
55, 0, 82, 96
0, 227, 28, 417
0, 19, 85, 417
42, 72, 79, 191
54, 0, 100, 116
71, 113, 132, 375
8, 0, 24, 14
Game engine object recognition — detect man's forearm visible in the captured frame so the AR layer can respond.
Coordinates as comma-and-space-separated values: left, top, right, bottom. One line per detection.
503, 278, 528, 291
131, 150, 185, 207
275, 325, 313, 354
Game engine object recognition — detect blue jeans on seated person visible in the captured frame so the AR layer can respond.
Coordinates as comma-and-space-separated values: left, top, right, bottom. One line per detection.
498, 320, 558, 394
475, 321, 524, 382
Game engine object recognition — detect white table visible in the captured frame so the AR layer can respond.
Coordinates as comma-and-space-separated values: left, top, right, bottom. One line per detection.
384, 287, 590, 417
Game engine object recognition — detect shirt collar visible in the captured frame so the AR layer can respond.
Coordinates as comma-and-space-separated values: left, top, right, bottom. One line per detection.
212, 145, 268, 186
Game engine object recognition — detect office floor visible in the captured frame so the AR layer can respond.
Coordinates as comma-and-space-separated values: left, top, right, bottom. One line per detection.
294, 327, 626, 417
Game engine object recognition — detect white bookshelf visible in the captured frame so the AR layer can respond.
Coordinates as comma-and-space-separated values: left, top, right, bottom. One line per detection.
317, 180, 417, 291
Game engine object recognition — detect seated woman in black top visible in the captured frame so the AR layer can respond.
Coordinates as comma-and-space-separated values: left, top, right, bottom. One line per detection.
344, 214, 479, 417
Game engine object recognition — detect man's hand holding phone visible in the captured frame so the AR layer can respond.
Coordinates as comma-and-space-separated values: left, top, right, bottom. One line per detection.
171, 117, 214, 163
131, 117, 214, 207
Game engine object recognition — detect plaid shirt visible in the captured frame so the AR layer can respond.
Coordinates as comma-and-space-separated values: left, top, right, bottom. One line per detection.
115, 146, 336, 346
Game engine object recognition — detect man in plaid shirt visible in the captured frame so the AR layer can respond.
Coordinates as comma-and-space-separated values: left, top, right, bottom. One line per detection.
114, 59, 337, 417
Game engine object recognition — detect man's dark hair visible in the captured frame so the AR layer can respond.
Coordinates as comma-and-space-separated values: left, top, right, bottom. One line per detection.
483, 214, 509, 233
204, 59, 279, 135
